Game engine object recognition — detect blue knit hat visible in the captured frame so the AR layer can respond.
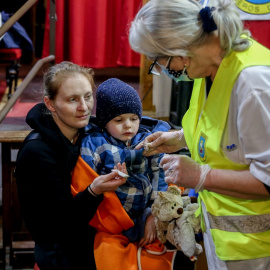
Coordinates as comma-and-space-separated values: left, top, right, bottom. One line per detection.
96, 78, 142, 129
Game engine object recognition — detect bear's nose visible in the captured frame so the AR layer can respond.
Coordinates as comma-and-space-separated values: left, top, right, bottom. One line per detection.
177, 208, 183, 215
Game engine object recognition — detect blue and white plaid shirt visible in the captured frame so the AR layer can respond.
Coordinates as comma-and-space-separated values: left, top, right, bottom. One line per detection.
81, 116, 170, 220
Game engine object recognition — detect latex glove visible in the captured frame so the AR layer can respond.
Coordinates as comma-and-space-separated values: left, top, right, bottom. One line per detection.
135, 129, 187, 156
160, 155, 211, 192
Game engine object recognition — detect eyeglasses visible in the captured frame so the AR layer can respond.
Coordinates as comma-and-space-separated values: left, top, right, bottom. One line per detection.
148, 57, 172, 76
148, 57, 159, 75
148, 56, 191, 82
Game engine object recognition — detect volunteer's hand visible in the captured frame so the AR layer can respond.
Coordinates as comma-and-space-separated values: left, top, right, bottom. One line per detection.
160, 155, 211, 192
135, 130, 187, 156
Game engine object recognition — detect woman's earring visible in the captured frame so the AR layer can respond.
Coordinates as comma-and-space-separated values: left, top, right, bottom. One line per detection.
183, 64, 188, 74
179, 64, 193, 82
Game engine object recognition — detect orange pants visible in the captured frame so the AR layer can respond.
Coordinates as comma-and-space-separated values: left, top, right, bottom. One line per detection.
71, 156, 176, 269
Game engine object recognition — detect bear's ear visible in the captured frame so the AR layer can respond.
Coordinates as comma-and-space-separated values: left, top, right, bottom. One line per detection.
158, 191, 170, 202
158, 191, 165, 198
167, 185, 182, 196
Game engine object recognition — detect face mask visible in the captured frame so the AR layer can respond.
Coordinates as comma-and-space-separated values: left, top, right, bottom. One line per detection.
162, 65, 193, 82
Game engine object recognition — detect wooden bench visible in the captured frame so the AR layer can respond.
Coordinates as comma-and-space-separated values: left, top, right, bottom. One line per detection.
0, 127, 33, 269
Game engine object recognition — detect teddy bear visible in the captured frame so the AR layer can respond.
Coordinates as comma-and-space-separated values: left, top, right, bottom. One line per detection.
151, 185, 203, 260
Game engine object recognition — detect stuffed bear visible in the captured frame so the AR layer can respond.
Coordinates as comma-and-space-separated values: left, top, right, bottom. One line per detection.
151, 185, 203, 260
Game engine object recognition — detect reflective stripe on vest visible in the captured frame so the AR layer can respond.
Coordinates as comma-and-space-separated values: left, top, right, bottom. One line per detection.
182, 38, 270, 260
208, 212, 270, 233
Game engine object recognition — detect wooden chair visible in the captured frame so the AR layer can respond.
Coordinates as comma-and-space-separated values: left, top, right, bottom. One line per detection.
0, 130, 35, 269
0, 48, 22, 99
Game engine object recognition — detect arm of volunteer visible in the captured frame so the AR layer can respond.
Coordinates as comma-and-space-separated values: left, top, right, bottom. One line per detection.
204, 169, 270, 199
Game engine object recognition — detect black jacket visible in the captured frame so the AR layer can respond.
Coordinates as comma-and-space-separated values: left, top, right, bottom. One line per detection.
15, 103, 103, 269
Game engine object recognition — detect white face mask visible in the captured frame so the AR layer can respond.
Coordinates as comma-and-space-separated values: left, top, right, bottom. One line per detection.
161, 65, 193, 82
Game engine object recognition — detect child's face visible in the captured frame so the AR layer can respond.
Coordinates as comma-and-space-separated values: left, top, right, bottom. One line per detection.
105, 113, 140, 143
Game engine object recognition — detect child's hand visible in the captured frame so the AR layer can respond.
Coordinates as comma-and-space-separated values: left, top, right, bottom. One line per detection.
139, 214, 157, 247
90, 162, 127, 195
112, 162, 129, 178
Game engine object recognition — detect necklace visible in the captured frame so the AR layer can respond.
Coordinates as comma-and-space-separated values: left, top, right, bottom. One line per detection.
71, 133, 79, 144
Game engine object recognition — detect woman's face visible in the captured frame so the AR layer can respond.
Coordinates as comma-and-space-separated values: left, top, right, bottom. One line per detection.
153, 57, 189, 77
152, 35, 223, 81
45, 74, 94, 136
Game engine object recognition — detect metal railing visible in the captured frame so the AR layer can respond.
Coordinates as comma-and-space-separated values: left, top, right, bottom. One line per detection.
0, 0, 39, 38
0, 55, 55, 123
0, 0, 56, 124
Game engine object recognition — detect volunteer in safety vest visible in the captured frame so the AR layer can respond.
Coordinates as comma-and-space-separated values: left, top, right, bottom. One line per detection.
129, 0, 270, 269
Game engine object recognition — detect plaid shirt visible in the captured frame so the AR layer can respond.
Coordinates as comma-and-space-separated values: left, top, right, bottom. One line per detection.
81, 116, 170, 220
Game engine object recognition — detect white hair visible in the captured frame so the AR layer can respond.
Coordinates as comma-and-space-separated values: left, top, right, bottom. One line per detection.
129, 0, 251, 58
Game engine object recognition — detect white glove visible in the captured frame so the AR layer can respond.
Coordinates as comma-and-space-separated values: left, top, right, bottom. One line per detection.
138, 129, 187, 156
160, 154, 211, 191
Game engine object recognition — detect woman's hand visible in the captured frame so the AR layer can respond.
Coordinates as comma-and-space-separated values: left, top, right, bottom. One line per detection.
139, 214, 157, 247
90, 162, 127, 195
135, 130, 187, 156
161, 154, 210, 191
161, 155, 270, 199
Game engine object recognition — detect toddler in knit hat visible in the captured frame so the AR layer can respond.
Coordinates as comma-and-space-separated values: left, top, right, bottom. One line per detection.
96, 78, 142, 145
81, 77, 170, 245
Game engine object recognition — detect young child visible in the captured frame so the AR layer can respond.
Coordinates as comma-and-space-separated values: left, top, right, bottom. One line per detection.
81, 78, 171, 244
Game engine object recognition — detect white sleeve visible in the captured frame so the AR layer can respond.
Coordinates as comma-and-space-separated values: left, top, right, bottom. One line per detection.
226, 66, 270, 186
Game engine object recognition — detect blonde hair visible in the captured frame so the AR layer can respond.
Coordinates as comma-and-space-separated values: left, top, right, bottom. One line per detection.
43, 61, 95, 100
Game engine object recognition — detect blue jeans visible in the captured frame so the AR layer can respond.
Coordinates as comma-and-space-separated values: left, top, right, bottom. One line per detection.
34, 243, 71, 270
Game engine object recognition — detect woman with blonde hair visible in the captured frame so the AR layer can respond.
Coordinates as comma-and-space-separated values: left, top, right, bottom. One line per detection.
15, 61, 127, 269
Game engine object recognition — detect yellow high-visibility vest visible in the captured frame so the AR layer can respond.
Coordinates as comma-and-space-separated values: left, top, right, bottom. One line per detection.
182, 39, 270, 260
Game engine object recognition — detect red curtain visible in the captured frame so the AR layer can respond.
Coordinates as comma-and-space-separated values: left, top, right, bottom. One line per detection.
42, 1, 270, 68
243, 20, 270, 49
42, 0, 142, 68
